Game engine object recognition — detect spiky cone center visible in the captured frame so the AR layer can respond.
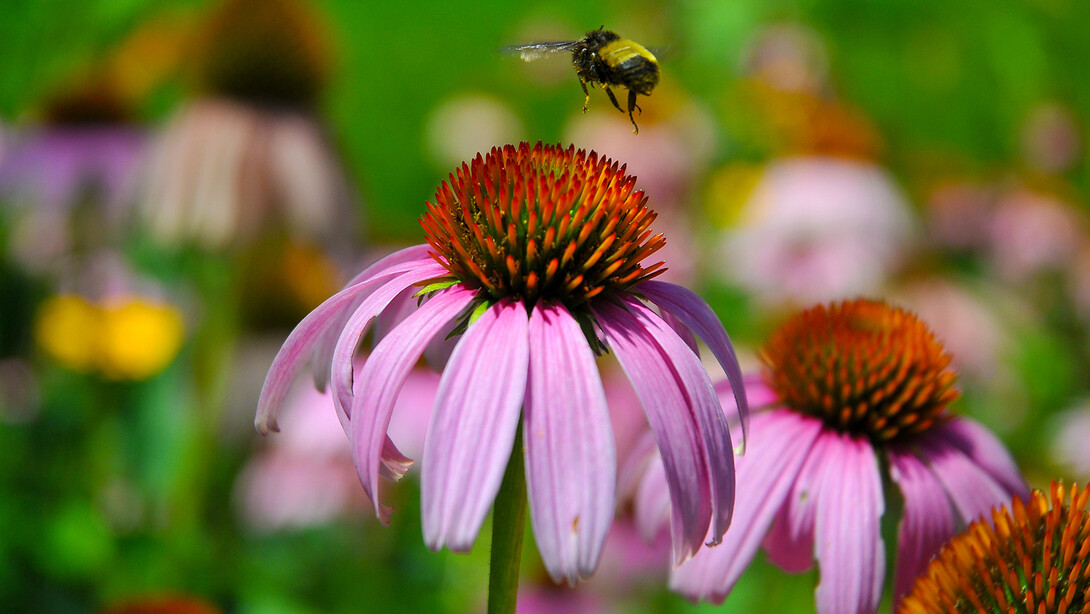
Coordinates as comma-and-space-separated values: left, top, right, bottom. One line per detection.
419, 142, 667, 308
760, 298, 959, 443
900, 482, 1090, 614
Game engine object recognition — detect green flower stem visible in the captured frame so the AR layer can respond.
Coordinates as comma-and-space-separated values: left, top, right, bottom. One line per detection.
488, 424, 527, 614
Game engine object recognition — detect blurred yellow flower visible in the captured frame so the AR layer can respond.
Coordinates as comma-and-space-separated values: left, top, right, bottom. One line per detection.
99, 299, 185, 380
35, 294, 185, 381
34, 295, 99, 373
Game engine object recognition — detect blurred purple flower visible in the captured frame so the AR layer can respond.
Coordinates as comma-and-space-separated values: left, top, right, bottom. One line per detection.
0, 125, 144, 271
255, 143, 747, 583
713, 156, 915, 306
630, 299, 1026, 613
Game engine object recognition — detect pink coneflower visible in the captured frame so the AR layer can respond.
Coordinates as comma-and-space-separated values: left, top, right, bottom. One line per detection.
139, 0, 354, 251
632, 298, 1026, 613
256, 142, 747, 586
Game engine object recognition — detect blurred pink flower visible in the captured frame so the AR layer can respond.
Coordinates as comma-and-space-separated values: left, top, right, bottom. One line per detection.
987, 188, 1084, 283
140, 98, 354, 250
714, 156, 915, 306
740, 23, 830, 94
1021, 103, 1081, 174
236, 370, 439, 531
892, 277, 1008, 382
256, 143, 747, 583
629, 300, 1026, 613
924, 180, 997, 252
1051, 402, 1090, 477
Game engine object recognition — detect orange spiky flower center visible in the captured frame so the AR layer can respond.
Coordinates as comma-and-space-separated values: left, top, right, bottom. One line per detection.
419, 142, 667, 308
899, 482, 1090, 614
760, 298, 959, 443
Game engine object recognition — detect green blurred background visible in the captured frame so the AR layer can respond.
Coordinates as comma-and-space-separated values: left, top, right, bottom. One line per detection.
3, 0, 1090, 612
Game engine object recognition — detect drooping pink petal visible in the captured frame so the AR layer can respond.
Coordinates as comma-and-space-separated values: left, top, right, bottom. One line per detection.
659, 309, 699, 355
255, 253, 436, 435
670, 409, 821, 601
421, 300, 530, 552
524, 302, 615, 584
348, 286, 476, 521
637, 280, 750, 449
812, 433, 884, 614
887, 447, 956, 604
593, 299, 711, 563
915, 435, 1009, 525
310, 244, 435, 390
329, 262, 449, 425
932, 417, 1029, 499
617, 294, 735, 545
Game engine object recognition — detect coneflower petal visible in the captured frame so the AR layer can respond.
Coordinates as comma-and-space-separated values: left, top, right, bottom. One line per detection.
616, 293, 736, 545
638, 280, 750, 451
255, 253, 437, 435
422, 300, 530, 551
915, 435, 1009, 525
349, 286, 477, 522
524, 302, 615, 584
888, 448, 955, 604
670, 410, 821, 601
310, 244, 434, 390
812, 433, 884, 614
594, 299, 711, 563
932, 417, 1029, 500
329, 262, 449, 426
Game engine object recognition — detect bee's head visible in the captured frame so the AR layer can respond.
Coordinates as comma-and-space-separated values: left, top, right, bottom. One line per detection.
583, 29, 621, 48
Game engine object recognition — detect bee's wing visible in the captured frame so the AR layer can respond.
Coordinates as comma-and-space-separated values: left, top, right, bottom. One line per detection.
500, 41, 579, 62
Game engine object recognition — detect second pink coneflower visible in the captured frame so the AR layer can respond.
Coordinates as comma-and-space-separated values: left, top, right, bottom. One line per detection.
633, 298, 1027, 613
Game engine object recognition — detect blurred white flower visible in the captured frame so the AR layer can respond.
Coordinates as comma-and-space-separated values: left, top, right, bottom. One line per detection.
425, 94, 525, 170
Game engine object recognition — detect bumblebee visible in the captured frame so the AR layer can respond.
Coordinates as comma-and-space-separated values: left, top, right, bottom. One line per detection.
504, 28, 659, 134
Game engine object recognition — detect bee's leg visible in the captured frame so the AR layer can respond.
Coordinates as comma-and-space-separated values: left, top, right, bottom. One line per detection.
580, 79, 591, 112
603, 86, 625, 114
626, 90, 641, 134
